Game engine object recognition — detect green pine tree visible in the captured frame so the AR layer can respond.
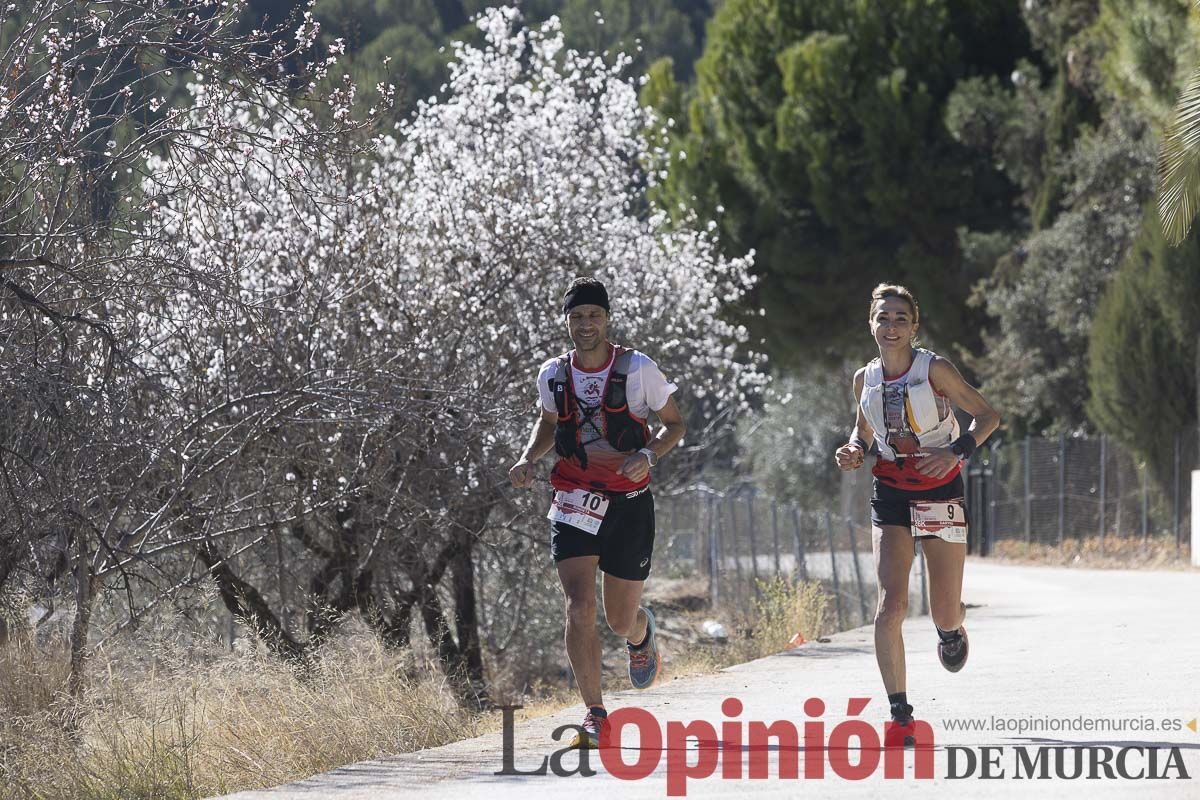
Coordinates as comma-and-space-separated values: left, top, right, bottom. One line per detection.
651, 0, 1031, 366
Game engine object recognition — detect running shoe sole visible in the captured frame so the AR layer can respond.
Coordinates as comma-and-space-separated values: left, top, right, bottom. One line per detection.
569, 730, 600, 749
938, 625, 969, 672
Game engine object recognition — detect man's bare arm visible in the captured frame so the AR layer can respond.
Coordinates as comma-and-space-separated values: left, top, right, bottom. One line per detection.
510, 408, 558, 488
618, 395, 686, 481
647, 395, 687, 459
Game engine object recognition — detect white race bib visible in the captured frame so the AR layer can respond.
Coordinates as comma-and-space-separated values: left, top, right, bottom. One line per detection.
910, 499, 967, 543
547, 488, 610, 535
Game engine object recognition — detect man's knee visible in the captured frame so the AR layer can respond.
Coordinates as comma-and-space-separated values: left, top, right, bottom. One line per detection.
604, 606, 639, 639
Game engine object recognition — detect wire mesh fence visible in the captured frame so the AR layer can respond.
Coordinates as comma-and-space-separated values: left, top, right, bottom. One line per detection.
654, 427, 1198, 625
970, 428, 1198, 555
654, 478, 920, 632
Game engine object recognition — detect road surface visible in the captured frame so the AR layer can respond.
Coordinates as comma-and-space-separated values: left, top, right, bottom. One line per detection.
218, 561, 1200, 798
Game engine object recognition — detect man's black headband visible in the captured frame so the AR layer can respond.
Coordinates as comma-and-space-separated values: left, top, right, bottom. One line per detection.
562, 283, 610, 315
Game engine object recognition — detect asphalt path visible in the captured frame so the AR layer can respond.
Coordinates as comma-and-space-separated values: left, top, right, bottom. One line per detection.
218, 560, 1200, 799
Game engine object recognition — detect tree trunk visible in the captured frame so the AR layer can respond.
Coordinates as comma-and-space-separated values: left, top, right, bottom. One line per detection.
372, 591, 415, 648
66, 533, 95, 700
418, 584, 487, 710
449, 532, 488, 708
198, 541, 306, 661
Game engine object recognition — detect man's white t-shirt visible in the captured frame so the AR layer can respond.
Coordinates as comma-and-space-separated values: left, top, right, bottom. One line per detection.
536, 346, 677, 423
536, 345, 677, 491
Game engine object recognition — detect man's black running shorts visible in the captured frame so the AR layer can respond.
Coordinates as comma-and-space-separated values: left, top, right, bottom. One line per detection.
551, 487, 655, 581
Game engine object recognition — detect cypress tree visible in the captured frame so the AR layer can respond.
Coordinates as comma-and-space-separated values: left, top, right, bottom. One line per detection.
1087, 209, 1200, 487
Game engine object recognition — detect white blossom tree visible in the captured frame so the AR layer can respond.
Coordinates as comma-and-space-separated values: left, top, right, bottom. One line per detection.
121, 5, 765, 703
0, 0, 376, 692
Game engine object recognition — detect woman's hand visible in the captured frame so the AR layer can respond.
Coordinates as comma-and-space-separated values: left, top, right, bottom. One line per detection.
914, 446, 960, 479
835, 443, 865, 471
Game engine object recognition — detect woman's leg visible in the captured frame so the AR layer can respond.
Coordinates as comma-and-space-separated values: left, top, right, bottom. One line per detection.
873, 524, 915, 695
920, 536, 967, 633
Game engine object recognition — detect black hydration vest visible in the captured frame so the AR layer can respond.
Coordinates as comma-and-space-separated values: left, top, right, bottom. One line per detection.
550, 347, 650, 469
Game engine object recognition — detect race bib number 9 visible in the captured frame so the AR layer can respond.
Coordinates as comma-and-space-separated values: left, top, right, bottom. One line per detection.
910, 499, 967, 544
547, 488, 610, 536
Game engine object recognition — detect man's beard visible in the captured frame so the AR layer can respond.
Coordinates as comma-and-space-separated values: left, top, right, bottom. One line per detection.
574, 333, 605, 351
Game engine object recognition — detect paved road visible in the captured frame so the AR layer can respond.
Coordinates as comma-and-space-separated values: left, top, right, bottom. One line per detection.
218, 561, 1200, 798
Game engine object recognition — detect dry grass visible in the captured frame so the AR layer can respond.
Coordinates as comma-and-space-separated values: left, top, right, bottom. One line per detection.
0, 623, 479, 800
662, 577, 833, 678
0, 577, 834, 799
986, 535, 1195, 571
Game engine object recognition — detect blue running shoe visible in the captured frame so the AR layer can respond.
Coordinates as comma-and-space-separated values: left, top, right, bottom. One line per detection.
627, 607, 661, 689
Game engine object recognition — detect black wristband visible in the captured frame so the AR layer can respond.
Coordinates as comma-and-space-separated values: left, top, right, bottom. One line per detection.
851, 434, 879, 456
950, 434, 977, 459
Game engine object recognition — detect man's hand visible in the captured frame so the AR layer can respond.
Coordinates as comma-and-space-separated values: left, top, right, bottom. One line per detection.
835, 443, 865, 471
914, 446, 960, 479
618, 452, 651, 483
509, 459, 537, 489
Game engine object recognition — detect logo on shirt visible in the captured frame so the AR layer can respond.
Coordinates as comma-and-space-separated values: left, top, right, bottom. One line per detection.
581, 379, 603, 401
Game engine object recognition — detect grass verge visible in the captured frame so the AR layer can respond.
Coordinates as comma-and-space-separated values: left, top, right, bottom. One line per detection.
0, 627, 478, 800
1, 578, 833, 799
985, 536, 1194, 570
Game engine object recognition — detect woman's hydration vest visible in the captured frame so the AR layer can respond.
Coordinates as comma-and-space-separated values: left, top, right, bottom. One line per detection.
860, 348, 959, 461
550, 347, 650, 469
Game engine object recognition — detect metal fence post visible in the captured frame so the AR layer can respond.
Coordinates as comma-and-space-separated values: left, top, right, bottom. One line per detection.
917, 541, 928, 616
1142, 461, 1149, 541
1099, 435, 1107, 554
967, 462, 980, 555
771, 500, 781, 576
746, 488, 761, 593
1174, 434, 1182, 557
1024, 435, 1032, 547
705, 494, 715, 606
1057, 432, 1066, 546
792, 504, 808, 582
728, 494, 744, 605
845, 516, 869, 626
988, 445, 999, 553
710, 494, 720, 606
824, 511, 844, 630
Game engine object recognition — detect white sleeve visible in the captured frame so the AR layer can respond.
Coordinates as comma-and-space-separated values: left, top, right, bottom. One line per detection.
637, 354, 677, 413
536, 359, 558, 413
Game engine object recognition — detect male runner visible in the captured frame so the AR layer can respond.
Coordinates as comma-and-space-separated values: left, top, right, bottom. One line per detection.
509, 277, 686, 748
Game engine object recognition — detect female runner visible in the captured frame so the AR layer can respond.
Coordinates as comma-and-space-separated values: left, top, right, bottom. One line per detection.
834, 283, 1000, 741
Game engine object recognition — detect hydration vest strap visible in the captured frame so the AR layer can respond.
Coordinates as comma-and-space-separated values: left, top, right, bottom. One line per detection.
551, 355, 573, 419
605, 348, 633, 409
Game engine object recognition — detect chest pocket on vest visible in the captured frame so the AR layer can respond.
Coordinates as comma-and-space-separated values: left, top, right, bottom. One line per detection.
602, 369, 647, 452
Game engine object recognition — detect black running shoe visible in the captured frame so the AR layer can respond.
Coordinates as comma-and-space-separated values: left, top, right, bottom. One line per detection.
938, 626, 969, 673
889, 702, 916, 747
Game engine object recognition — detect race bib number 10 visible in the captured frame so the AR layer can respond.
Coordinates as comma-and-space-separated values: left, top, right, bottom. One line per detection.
910, 499, 967, 544
547, 488, 610, 536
